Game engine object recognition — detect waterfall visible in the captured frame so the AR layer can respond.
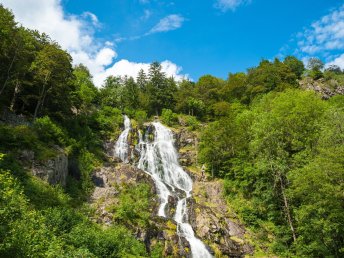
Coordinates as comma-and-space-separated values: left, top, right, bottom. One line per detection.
115, 117, 212, 257
137, 122, 212, 258
114, 115, 131, 163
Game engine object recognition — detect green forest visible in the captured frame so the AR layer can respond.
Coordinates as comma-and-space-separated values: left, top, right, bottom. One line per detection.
1, 4, 344, 257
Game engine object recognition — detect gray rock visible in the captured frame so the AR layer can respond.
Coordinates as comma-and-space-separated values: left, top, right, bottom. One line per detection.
299, 77, 344, 99
31, 147, 68, 187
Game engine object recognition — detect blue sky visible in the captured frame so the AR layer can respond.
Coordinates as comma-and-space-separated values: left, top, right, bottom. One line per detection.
1, 0, 344, 86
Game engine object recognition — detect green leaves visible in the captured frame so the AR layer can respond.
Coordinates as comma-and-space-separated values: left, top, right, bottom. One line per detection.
34, 116, 68, 146
161, 108, 178, 126
111, 183, 152, 228
200, 89, 344, 256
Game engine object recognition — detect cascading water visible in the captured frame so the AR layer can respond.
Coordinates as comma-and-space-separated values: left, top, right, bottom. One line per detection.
137, 122, 212, 258
115, 117, 212, 257
114, 115, 131, 163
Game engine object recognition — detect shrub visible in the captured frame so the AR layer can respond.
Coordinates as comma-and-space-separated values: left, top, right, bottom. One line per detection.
161, 108, 178, 126
94, 106, 122, 137
110, 183, 152, 228
34, 116, 68, 146
185, 115, 200, 130
134, 110, 147, 128
78, 149, 99, 196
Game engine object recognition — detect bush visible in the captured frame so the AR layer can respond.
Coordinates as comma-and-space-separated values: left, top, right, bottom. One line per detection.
134, 110, 148, 128
0, 125, 38, 151
161, 108, 178, 126
178, 115, 200, 131
78, 149, 99, 196
68, 222, 147, 257
94, 106, 122, 137
309, 69, 323, 80
34, 116, 68, 146
110, 183, 152, 228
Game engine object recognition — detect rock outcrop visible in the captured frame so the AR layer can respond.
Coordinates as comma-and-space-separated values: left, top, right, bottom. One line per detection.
189, 179, 253, 257
30, 147, 68, 186
19, 146, 68, 187
175, 128, 199, 167
299, 77, 344, 99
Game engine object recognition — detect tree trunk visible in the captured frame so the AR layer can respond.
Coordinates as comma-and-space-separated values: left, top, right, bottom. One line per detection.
33, 97, 42, 121
0, 50, 17, 96
10, 79, 20, 111
279, 174, 297, 242
33, 73, 50, 120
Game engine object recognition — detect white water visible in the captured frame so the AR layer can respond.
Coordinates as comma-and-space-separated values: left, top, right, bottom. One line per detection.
114, 115, 131, 163
137, 122, 212, 258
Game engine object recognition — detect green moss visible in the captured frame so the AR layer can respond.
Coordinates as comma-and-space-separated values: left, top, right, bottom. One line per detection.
209, 243, 222, 257
230, 236, 245, 245
166, 220, 177, 230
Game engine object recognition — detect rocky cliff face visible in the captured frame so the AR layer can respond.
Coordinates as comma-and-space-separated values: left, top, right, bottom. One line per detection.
189, 180, 253, 257
21, 147, 68, 187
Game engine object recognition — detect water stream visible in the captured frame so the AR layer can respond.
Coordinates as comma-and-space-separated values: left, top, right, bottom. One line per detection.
114, 115, 131, 163
115, 116, 212, 258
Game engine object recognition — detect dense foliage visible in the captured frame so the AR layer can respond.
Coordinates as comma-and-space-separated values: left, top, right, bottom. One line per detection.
1, 4, 344, 257
199, 80, 344, 256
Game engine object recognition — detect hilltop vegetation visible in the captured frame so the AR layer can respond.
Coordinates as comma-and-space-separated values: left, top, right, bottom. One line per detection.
1, 4, 344, 257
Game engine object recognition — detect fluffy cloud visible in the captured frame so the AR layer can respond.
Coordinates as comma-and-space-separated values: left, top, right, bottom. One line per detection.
294, 4, 344, 69
215, 0, 251, 12
327, 53, 344, 68
148, 14, 185, 34
297, 4, 344, 55
93, 59, 188, 86
0, 0, 117, 86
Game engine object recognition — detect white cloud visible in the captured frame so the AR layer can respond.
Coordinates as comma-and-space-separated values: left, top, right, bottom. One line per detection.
83, 11, 100, 27
215, 0, 251, 12
0, 0, 117, 86
297, 4, 344, 55
294, 4, 344, 69
115, 14, 185, 42
141, 9, 152, 21
148, 14, 185, 34
95, 48, 117, 66
94, 59, 188, 86
326, 53, 344, 69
